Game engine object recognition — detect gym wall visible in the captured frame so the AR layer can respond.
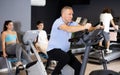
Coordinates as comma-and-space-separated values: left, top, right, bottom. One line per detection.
0, 0, 31, 33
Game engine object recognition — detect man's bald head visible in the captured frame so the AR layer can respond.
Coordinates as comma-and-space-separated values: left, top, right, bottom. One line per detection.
60, 6, 73, 23
61, 6, 73, 15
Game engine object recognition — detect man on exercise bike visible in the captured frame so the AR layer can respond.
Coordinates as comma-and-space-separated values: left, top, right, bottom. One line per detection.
46, 6, 101, 75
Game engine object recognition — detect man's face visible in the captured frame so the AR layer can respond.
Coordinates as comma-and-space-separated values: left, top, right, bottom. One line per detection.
62, 9, 73, 23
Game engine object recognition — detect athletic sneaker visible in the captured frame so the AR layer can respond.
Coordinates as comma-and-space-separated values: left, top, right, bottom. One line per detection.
38, 52, 48, 59
47, 60, 57, 70
106, 49, 112, 53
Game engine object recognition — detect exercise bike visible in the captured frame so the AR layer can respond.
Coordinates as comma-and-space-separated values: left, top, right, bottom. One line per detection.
70, 28, 119, 75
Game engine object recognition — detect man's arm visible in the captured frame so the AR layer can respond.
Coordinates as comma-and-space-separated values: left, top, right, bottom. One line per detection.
111, 19, 118, 30
59, 23, 92, 33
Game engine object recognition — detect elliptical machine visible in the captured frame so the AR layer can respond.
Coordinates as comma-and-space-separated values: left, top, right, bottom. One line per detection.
70, 28, 119, 75
23, 30, 47, 75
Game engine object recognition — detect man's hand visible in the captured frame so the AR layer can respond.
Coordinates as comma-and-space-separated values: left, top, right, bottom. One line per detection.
86, 24, 104, 31
85, 23, 92, 30
96, 25, 104, 29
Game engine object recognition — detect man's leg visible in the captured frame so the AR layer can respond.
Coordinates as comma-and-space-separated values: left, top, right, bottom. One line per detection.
67, 51, 81, 75
106, 41, 110, 49
104, 32, 112, 53
47, 49, 70, 75
99, 41, 103, 46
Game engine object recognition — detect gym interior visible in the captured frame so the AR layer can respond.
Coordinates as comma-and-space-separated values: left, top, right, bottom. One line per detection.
0, 0, 120, 75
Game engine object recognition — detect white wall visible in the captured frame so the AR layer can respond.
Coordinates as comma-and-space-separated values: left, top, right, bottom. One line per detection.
0, 0, 31, 33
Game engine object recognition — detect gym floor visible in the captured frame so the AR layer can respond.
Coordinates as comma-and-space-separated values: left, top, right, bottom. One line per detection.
0, 55, 120, 75
75, 55, 120, 75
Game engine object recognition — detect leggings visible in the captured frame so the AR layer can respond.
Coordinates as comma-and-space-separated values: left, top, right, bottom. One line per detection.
46, 48, 81, 75
6, 43, 32, 63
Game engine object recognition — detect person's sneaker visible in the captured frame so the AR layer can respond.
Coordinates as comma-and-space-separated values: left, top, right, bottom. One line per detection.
50, 60, 57, 66
106, 49, 112, 53
38, 52, 48, 59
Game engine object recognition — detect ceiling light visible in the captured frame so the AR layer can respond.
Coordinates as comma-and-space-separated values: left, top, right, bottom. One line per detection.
31, 0, 46, 6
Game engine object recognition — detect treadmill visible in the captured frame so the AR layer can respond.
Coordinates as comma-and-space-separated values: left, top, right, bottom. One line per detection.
88, 26, 120, 64
88, 46, 120, 64
70, 36, 93, 54
70, 17, 90, 54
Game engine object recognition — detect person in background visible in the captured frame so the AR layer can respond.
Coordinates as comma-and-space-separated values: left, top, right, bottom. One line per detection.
1, 20, 32, 67
46, 6, 101, 75
34, 21, 48, 59
99, 8, 118, 53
